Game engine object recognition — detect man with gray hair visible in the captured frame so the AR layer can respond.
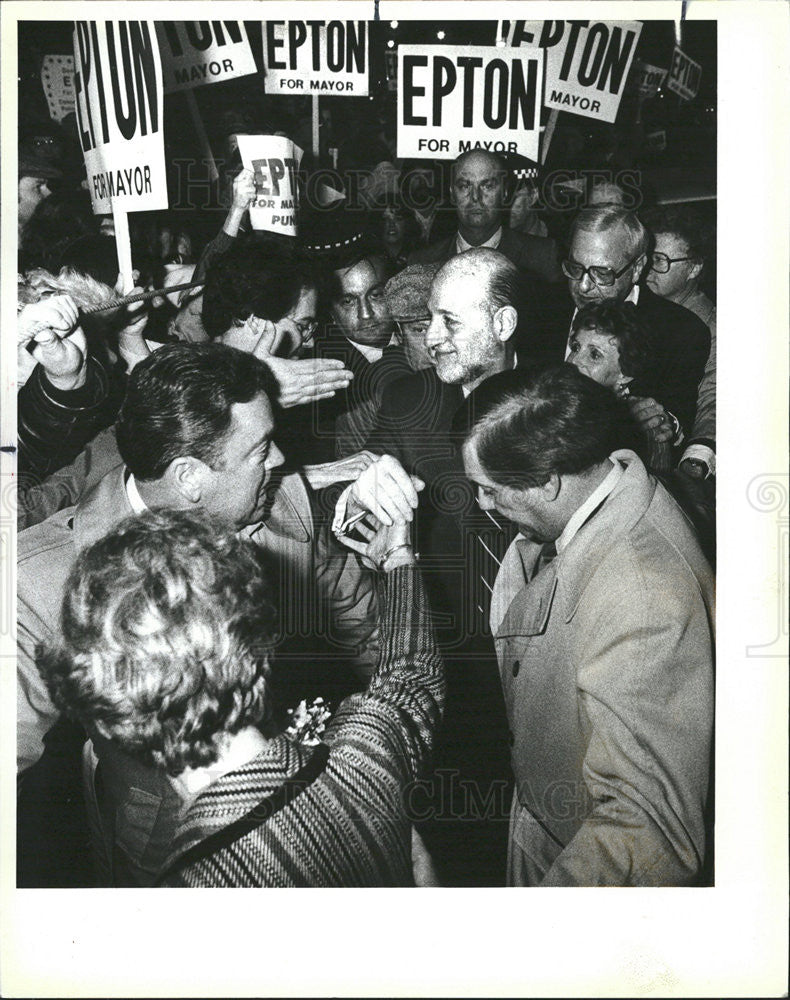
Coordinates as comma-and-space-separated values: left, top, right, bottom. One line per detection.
533, 205, 711, 446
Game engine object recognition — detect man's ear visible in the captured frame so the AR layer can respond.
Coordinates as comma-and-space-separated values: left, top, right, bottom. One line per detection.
632, 253, 648, 284
688, 259, 704, 282
166, 456, 206, 505
540, 471, 561, 502
494, 305, 518, 343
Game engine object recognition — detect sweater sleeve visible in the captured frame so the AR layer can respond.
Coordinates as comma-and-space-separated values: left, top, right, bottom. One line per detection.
326, 565, 445, 780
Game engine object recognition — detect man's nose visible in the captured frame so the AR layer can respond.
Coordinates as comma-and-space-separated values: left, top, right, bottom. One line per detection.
424, 315, 443, 348
578, 270, 595, 294
468, 183, 482, 204
268, 443, 286, 469
358, 296, 373, 321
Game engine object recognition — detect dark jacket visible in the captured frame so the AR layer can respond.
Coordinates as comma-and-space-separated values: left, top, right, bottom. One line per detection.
408, 226, 563, 284
17, 359, 118, 488
527, 284, 711, 436
315, 337, 412, 459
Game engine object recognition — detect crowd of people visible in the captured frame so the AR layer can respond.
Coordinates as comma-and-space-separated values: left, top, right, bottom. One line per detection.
16, 100, 717, 888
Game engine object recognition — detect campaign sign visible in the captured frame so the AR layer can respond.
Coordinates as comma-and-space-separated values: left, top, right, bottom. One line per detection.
263, 21, 369, 95
398, 44, 543, 161
41, 55, 76, 121
236, 134, 303, 236
666, 46, 702, 101
498, 19, 642, 123
633, 59, 667, 99
73, 21, 168, 214
156, 21, 257, 93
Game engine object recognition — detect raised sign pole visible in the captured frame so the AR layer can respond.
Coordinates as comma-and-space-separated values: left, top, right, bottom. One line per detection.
185, 88, 219, 183
312, 94, 320, 160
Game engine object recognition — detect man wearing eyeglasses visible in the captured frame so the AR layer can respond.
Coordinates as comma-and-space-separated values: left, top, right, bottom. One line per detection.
643, 206, 716, 482
533, 206, 710, 452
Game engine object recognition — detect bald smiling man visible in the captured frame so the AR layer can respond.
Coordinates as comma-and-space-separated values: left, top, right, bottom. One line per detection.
333, 249, 530, 885
408, 149, 562, 284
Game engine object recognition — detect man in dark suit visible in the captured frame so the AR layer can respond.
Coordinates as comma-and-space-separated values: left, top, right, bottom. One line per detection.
408, 149, 562, 284
529, 206, 711, 444
334, 249, 525, 885
317, 249, 413, 458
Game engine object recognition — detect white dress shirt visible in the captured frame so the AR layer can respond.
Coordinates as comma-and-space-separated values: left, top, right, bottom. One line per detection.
125, 472, 149, 514
456, 226, 503, 255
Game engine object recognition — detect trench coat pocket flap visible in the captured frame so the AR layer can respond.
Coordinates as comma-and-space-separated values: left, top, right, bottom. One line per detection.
496, 576, 558, 638
511, 802, 564, 879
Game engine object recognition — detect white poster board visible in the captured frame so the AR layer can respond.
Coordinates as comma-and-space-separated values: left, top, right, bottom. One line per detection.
41, 55, 76, 121
156, 21, 257, 93
397, 44, 543, 161
72, 20, 168, 215
498, 19, 643, 123
667, 45, 702, 101
236, 133, 303, 236
263, 20, 368, 95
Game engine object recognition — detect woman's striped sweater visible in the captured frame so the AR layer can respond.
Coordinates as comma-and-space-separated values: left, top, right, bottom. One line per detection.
160, 565, 445, 887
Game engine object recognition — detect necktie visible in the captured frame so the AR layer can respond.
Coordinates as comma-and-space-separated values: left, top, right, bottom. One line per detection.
472, 506, 517, 634
534, 540, 557, 577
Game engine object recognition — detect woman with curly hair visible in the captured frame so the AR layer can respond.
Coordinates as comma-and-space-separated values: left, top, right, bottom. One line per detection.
567, 300, 672, 473
37, 508, 444, 887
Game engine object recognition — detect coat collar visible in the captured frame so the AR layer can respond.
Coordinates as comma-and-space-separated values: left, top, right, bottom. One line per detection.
495, 451, 656, 636
73, 464, 313, 550
161, 735, 313, 868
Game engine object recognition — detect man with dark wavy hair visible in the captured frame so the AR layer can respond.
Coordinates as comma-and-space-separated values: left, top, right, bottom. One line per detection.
39, 509, 444, 887
17, 343, 377, 886
460, 364, 715, 886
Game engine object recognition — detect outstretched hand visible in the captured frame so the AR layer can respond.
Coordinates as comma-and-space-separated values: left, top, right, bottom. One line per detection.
349, 454, 425, 526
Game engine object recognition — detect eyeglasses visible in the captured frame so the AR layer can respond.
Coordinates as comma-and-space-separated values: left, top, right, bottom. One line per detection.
561, 253, 640, 287
650, 252, 696, 273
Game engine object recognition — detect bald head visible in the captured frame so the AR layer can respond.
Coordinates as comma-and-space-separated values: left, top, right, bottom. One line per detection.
451, 150, 509, 244
452, 148, 506, 179
426, 248, 519, 389
438, 248, 519, 314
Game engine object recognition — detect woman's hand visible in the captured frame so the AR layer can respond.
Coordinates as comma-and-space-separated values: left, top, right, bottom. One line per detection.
627, 395, 675, 444
335, 514, 415, 572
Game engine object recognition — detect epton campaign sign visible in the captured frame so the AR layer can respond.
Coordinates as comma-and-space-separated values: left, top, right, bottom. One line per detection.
73, 20, 168, 214
236, 134, 303, 236
633, 60, 667, 100
41, 55, 76, 122
666, 46, 702, 101
263, 21, 369, 95
498, 20, 642, 123
156, 21, 257, 93
398, 45, 543, 161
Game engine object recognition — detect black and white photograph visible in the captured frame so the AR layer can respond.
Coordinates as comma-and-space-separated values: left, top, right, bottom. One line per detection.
1, 1, 787, 996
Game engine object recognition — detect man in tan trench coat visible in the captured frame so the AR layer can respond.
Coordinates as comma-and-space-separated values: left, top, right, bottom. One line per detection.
460, 365, 714, 886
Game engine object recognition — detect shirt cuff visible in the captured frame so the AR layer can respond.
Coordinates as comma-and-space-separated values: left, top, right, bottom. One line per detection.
680, 443, 716, 477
